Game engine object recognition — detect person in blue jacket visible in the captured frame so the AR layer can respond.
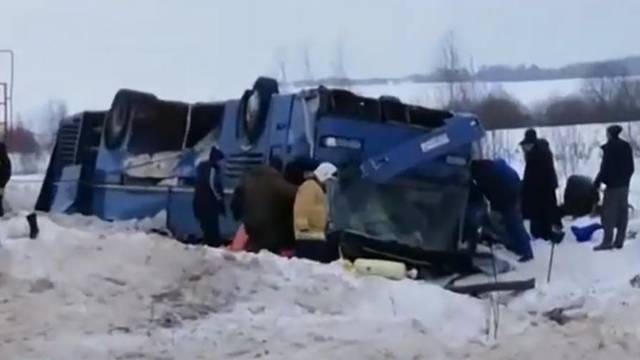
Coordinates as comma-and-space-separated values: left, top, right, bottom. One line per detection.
193, 146, 225, 247
470, 159, 534, 262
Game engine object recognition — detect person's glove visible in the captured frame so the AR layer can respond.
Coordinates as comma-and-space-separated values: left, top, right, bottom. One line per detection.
593, 181, 601, 192
550, 228, 565, 244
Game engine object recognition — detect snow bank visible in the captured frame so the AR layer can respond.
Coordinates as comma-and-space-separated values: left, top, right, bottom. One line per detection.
3, 174, 44, 213
0, 213, 495, 359
1, 209, 639, 359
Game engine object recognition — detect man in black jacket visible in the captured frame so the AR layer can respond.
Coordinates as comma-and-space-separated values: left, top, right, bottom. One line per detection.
594, 125, 634, 251
520, 129, 560, 240
520, 129, 562, 241
0, 143, 11, 217
193, 146, 225, 247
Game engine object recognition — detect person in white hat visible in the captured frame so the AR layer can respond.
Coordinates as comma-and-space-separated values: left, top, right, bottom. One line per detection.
293, 162, 338, 263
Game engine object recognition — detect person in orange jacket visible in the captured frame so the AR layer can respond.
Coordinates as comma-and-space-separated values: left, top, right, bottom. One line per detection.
293, 162, 339, 263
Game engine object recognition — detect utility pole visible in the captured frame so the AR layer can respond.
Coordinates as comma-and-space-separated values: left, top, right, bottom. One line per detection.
0, 49, 15, 142
1, 83, 7, 140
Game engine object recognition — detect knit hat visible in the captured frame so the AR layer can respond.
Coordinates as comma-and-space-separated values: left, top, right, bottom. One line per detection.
314, 162, 338, 183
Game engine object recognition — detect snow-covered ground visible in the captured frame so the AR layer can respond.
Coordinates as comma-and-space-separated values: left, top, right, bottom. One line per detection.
3, 174, 44, 214
8, 153, 50, 176
1, 170, 640, 359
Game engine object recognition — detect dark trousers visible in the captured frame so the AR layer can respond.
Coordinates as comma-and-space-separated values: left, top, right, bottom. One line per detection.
194, 203, 222, 247
529, 192, 561, 240
601, 187, 630, 247
530, 216, 558, 240
201, 215, 222, 247
295, 238, 339, 263
464, 204, 488, 253
501, 208, 533, 259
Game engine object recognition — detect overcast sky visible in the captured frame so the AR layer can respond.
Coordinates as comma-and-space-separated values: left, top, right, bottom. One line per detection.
1, 0, 638, 125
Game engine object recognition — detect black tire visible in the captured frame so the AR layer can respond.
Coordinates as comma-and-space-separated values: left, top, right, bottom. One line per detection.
104, 90, 155, 150
238, 77, 279, 145
563, 175, 599, 217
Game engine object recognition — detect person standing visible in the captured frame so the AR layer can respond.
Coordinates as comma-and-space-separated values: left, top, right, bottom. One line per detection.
293, 162, 339, 263
471, 159, 534, 262
520, 129, 562, 241
593, 125, 634, 251
0, 143, 11, 217
193, 146, 225, 247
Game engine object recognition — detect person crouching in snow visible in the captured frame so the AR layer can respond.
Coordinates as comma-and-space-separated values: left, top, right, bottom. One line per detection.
470, 159, 534, 262
293, 162, 339, 263
593, 125, 635, 251
0, 143, 11, 217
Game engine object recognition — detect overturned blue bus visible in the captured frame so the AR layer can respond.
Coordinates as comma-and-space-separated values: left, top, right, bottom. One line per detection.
36, 77, 485, 259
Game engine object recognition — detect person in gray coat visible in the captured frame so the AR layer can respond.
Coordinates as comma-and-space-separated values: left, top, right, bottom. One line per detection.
594, 125, 635, 251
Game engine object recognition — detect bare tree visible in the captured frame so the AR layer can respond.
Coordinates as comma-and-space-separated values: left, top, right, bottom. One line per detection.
581, 63, 640, 153
273, 47, 289, 85
440, 31, 460, 104
437, 31, 477, 110
582, 63, 639, 121
331, 36, 350, 87
39, 99, 68, 150
301, 44, 314, 81
473, 93, 531, 129
549, 126, 584, 179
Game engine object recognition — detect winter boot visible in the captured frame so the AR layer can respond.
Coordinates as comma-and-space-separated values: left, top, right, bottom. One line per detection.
550, 229, 565, 244
593, 243, 614, 251
26, 213, 39, 239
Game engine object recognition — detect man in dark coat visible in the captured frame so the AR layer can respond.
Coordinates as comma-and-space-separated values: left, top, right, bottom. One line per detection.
593, 125, 635, 251
0, 143, 11, 217
193, 146, 225, 247
520, 129, 562, 241
232, 164, 298, 253
471, 159, 534, 262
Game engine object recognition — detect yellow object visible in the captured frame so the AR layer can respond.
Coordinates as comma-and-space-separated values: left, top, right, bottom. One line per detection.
293, 179, 327, 241
353, 259, 408, 280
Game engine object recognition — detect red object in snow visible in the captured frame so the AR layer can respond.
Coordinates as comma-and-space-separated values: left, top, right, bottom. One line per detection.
228, 224, 249, 252
280, 249, 294, 258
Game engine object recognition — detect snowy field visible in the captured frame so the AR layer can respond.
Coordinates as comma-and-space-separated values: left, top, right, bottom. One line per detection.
8, 153, 49, 176
1, 161, 640, 359
347, 78, 584, 109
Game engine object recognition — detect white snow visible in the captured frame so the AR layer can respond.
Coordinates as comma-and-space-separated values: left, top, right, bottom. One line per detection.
1, 174, 640, 359
8, 153, 49, 175
3, 174, 43, 214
